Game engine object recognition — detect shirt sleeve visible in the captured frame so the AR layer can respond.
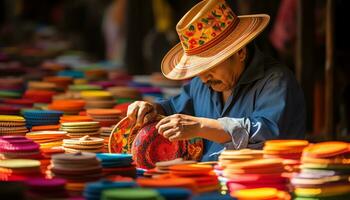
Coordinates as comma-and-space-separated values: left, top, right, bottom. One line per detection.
155, 81, 195, 116
218, 71, 304, 150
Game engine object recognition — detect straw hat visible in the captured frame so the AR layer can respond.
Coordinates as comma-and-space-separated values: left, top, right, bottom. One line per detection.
161, 0, 270, 80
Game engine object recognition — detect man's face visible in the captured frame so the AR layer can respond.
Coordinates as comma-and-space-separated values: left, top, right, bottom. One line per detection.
198, 48, 246, 92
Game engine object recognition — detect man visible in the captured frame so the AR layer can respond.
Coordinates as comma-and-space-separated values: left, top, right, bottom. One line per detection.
127, 0, 305, 161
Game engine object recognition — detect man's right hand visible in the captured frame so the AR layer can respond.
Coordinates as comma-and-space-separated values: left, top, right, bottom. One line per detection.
127, 101, 158, 127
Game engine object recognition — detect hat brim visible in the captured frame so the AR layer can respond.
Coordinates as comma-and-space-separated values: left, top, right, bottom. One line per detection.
161, 14, 270, 80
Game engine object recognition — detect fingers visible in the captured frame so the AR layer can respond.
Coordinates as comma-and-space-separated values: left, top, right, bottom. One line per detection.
168, 131, 182, 141
136, 104, 152, 126
162, 126, 180, 138
155, 117, 171, 129
127, 101, 157, 127
143, 111, 157, 125
127, 103, 139, 125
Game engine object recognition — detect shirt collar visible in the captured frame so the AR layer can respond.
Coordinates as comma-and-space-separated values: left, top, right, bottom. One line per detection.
235, 45, 265, 85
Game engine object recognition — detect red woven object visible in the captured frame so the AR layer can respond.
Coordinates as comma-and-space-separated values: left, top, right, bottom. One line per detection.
131, 122, 186, 169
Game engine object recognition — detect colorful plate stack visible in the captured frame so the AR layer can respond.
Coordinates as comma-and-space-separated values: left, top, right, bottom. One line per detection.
168, 164, 220, 193
108, 86, 142, 104
43, 76, 73, 90
0, 115, 28, 136
69, 84, 102, 92
87, 109, 122, 127
0, 136, 41, 159
100, 127, 113, 152
40, 147, 65, 175
137, 176, 197, 193
84, 180, 137, 200
102, 188, 163, 200
23, 90, 56, 103
31, 124, 60, 131
113, 102, 132, 117
96, 153, 136, 178
23, 110, 63, 128
81, 91, 115, 109
63, 135, 104, 153
26, 131, 67, 149
292, 141, 350, 200
224, 159, 289, 195
217, 149, 264, 193
48, 99, 86, 115
60, 121, 100, 138
264, 140, 309, 160
0, 159, 42, 181
48, 152, 103, 195
2, 98, 34, 108
60, 115, 93, 123
131, 122, 186, 169
144, 158, 196, 177
231, 187, 291, 200
25, 178, 69, 199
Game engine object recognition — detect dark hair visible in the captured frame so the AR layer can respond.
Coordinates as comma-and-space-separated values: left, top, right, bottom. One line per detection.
245, 41, 255, 65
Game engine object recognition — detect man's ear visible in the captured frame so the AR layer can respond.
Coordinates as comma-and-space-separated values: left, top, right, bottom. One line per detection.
237, 47, 247, 63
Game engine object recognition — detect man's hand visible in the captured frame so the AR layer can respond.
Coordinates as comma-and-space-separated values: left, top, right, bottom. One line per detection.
127, 101, 158, 127
156, 114, 202, 141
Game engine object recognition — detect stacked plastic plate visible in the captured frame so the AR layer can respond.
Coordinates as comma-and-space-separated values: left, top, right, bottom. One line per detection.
81, 91, 115, 109
26, 131, 67, 149
0, 115, 28, 136
48, 99, 86, 115
43, 76, 73, 90
100, 127, 113, 152
102, 188, 164, 200
48, 152, 103, 196
224, 159, 289, 195
231, 187, 291, 200
0, 159, 42, 181
60, 115, 93, 123
23, 110, 63, 129
145, 158, 196, 177
292, 141, 350, 200
0, 136, 41, 159
217, 149, 264, 193
25, 178, 69, 199
264, 140, 310, 175
63, 135, 104, 153
96, 153, 136, 178
87, 109, 122, 127
60, 121, 100, 138
168, 164, 220, 193
84, 180, 137, 200
137, 176, 197, 193
23, 90, 56, 103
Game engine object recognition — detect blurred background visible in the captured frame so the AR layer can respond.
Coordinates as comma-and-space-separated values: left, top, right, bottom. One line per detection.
0, 0, 349, 142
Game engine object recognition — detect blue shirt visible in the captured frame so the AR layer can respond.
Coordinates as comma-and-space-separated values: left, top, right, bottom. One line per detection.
157, 46, 306, 161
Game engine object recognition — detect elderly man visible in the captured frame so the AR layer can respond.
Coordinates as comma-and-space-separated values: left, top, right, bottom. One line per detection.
127, 0, 305, 161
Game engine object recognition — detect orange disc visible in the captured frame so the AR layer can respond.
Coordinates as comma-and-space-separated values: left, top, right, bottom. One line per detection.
31, 124, 60, 131
303, 141, 350, 158
60, 115, 93, 123
137, 177, 196, 189
225, 158, 283, 170
169, 164, 213, 172
87, 109, 122, 116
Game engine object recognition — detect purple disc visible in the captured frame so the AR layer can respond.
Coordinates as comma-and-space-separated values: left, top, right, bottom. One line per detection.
26, 178, 66, 189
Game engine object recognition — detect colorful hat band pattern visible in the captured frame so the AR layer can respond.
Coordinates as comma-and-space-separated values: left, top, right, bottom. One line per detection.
178, 0, 238, 55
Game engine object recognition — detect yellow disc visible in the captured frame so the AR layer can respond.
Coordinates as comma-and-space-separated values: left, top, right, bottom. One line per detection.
0, 115, 25, 122
80, 91, 112, 97
231, 187, 278, 199
295, 185, 350, 197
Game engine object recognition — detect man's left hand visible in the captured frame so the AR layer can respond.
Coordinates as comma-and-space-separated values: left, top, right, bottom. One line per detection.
155, 114, 202, 141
